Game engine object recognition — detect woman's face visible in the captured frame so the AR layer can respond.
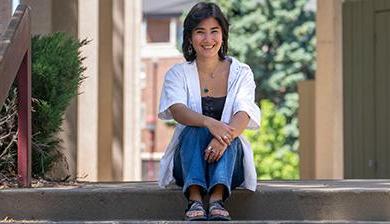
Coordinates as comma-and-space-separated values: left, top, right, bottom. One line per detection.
191, 17, 223, 60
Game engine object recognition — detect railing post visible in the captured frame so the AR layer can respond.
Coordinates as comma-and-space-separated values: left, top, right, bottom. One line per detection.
17, 50, 31, 187
0, 5, 31, 187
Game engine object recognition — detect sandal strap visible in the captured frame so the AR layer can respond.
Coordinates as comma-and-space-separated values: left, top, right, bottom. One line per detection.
186, 200, 205, 213
209, 200, 225, 211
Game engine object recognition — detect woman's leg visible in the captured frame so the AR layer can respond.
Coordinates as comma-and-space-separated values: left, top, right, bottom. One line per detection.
173, 126, 213, 199
208, 137, 244, 201
207, 138, 244, 220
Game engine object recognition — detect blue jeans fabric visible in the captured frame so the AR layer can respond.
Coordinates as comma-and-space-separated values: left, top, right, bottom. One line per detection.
173, 126, 244, 200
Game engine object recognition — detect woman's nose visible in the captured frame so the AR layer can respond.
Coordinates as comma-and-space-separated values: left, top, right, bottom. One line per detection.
203, 33, 212, 41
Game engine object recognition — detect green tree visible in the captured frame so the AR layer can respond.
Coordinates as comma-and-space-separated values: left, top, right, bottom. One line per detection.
244, 100, 299, 179
216, 0, 315, 103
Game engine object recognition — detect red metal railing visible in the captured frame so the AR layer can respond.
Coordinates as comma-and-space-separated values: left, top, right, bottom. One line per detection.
0, 5, 31, 187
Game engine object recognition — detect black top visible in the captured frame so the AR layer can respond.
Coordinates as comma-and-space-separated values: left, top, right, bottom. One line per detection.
201, 96, 227, 120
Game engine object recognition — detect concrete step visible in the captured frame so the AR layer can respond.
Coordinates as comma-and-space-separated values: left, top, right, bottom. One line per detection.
3, 221, 390, 224
1, 180, 390, 222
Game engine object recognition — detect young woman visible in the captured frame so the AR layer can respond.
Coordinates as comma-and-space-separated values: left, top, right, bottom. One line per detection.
158, 2, 260, 221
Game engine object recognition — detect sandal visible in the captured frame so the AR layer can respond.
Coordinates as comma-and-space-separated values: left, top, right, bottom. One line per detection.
184, 200, 207, 221
208, 200, 231, 221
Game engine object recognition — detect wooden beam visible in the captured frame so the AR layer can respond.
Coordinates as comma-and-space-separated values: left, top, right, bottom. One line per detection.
0, 5, 30, 108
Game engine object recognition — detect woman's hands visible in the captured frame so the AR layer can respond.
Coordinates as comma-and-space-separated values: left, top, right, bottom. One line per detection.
203, 116, 235, 145
204, 138, 227, 163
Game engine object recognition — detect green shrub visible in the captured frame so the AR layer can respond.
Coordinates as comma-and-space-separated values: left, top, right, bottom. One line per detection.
244, 100, 299, 179
0, 32, 86, 177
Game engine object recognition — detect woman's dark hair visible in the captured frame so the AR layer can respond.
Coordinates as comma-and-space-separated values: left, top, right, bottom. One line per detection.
182, 2, 229, 62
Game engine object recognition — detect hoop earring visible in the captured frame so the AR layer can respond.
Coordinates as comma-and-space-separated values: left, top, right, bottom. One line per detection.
218, 43, 224, 58
188, 44, 193, 54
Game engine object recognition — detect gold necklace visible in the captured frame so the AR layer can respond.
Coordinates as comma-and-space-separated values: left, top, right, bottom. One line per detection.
201, 62, 222, 94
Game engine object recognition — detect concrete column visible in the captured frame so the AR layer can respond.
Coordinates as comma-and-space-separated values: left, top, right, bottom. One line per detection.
77, 0, 114, 181
315, 0, 344, 178
112, 0, 125, 180
298, 80, 315, 179
0, 0, 11, 34
21, 0, 51, 35
77, 0, 99, 181
52, 0, 78, 180
123, 0, 142, 180
97, 0, 113, 181
52, 0, 78, 36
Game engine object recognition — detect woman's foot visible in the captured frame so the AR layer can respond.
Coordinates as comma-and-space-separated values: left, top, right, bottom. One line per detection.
185, 200, 207, 221
208, 200, 231, 221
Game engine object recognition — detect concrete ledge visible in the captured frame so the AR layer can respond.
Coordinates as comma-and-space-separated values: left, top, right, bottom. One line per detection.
3, 221, 390, 224
1, 180, 390, 222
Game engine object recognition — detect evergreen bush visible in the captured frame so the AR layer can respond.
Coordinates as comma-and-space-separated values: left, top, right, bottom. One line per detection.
0, 32, 86, 177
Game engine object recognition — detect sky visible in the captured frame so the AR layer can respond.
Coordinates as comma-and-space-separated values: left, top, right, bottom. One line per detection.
12, 0, 19, 12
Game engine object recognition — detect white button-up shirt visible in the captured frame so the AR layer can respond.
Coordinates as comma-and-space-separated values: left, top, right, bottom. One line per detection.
158, 56, 261, 191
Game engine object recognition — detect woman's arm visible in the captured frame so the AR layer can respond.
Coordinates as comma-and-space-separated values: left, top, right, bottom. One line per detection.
229, 111, 250, 139
169, 103, 235, 144
169, 103, 208, 127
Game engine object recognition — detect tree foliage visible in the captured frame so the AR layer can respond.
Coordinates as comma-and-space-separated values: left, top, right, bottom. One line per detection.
244, 100, 299, 179
216, 0, 315, 104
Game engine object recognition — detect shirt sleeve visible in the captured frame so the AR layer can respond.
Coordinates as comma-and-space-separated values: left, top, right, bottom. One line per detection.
158, 65, 187, 120
232, 66, 261, 130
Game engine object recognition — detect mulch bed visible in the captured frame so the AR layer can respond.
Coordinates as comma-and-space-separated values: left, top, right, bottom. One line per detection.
0, 174, 83, 189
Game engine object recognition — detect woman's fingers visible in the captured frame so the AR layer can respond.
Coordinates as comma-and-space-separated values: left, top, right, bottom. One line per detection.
212, 150, 224, 163
204, 145, 213, 160
225, 129, 235, 138
216, 136, 227, 146
216, 152, 223, 161
206, 148, 215, 163
205, 145, 218, 163
206, 149, 225, 163
210, 150, 219, 163
222, 135, 231, 145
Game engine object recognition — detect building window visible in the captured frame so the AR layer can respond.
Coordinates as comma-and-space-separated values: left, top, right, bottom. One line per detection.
146, 17, 170, 43
141, 17, 182, 58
